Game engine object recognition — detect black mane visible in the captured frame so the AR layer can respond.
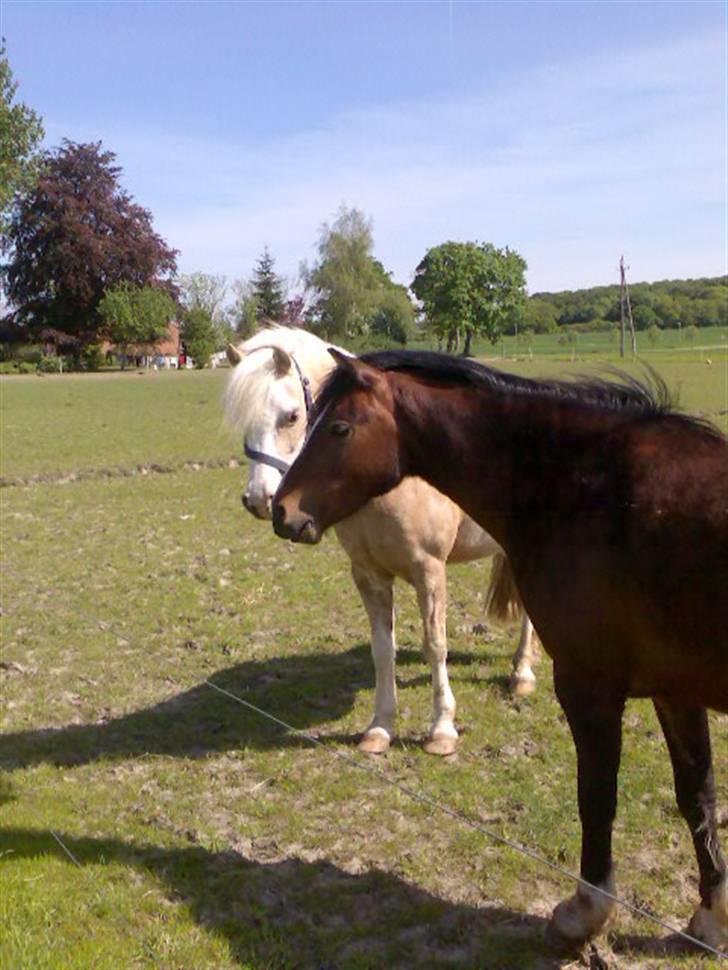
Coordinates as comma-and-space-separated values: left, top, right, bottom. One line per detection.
360, 349, 674, 413
311, 348, 725, 441
312, 348, 681, 422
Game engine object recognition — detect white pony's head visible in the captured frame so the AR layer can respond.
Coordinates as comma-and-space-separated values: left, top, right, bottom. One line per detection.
224, 325, 347, 519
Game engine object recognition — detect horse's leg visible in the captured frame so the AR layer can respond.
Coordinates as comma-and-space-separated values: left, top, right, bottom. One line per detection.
413, 558, 458, 757
350, 564, 397, 755
510, 615, 537, 696
653, 700, 727, 951
548, 666, 625, 946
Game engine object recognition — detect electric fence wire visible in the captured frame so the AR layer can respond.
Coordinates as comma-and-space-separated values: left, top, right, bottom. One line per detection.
1, 560, 726, 960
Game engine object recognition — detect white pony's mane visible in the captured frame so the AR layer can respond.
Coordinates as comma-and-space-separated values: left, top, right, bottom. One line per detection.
224, 325, 348, 436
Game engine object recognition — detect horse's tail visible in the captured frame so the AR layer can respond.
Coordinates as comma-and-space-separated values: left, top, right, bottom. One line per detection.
484, 553, 523, 624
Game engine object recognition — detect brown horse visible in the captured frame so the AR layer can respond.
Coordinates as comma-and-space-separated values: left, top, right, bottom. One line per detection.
273, 348, 728, 952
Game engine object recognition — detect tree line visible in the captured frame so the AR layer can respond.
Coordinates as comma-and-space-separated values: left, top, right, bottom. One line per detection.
524, 277, 727, 335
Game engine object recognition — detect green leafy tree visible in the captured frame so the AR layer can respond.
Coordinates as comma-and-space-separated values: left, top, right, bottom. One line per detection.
181, 307, 216, 368
227, 278, 258, 339
412, 241, 527, 355
98, 283, 176, 368
369, 285, 415, 345
178, 272, 227, 322
2, 140, 177, 349
303, 206, 380, 339
646, 323, 661, 348
0, 39, 44, 234
303, 205, 413, 342
252, 247, 286, 322
522, 298, 559, 334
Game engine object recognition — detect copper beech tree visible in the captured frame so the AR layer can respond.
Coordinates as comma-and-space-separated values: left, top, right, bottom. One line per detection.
2, 140, 177, 350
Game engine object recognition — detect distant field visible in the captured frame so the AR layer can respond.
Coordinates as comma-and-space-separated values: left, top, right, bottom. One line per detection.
447, 323, 728, 360
1, 354, 726, 968
2, 348, 726, 480
0, 369, 237, 480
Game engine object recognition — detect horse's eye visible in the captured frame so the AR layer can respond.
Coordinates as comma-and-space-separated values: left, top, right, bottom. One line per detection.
330, 420, 352, 437
279, 409, 299, 428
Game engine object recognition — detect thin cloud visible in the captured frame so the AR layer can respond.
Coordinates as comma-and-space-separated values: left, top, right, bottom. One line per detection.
49, 27, 725, 291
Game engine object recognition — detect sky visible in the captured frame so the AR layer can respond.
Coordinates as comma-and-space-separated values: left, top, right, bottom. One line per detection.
1, 0, 726, 295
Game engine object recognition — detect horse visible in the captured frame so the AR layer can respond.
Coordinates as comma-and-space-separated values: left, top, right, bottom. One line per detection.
272, 348, 728, 952
224, 326, 537, 757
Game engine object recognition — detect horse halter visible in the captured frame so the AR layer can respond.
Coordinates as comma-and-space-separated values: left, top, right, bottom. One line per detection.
243, 350, 313, 476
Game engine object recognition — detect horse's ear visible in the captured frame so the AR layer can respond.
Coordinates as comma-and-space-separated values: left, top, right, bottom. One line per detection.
327, 348, 378, 388
226, 343, 243, 366
272, 346, 292, 376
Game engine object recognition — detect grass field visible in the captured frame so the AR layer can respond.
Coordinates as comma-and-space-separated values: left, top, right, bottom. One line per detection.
1, 350, 727, 969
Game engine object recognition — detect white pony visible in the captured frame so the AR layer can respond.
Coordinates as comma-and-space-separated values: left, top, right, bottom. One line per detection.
224, 326, 537, 755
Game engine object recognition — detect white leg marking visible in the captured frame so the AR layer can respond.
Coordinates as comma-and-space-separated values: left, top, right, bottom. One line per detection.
351, 566, 396, 754
510, 615, 537, 696
415, 560, 458, 756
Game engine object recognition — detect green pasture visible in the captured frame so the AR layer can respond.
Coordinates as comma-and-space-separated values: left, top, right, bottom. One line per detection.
1, 356, 726, 969
461, 323, 728, 361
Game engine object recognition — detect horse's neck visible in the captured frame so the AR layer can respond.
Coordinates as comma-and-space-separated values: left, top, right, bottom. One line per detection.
392, 378, 525, 548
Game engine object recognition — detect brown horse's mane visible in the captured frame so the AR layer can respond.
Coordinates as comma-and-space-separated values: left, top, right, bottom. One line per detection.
315, 348, 721, 437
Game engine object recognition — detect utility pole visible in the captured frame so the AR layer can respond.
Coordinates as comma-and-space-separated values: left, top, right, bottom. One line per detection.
619, 255, 637, 357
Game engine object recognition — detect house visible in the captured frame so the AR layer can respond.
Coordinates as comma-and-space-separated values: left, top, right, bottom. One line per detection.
102, 321, 187, 369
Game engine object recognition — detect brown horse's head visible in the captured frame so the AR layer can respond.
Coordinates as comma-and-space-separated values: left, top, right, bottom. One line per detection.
272, 350, 402, 543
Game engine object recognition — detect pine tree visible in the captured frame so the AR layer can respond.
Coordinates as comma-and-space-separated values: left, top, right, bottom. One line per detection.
252, 247, 285, 322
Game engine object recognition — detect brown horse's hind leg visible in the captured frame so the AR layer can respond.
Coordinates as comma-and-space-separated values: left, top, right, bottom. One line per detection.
548, 667, 625, 947
654, 700, 728, 952
351, 564, 397, 754
412, 557, 458, 757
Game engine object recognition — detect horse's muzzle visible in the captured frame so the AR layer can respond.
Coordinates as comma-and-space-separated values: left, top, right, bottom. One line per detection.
272, 504, 321, 544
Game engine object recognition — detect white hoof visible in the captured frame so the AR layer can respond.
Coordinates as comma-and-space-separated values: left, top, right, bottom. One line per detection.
548, 876, 615, 946
510, 671, 536, 696
423, 734, 458, 756
358, 727, 392, 754
687, 880, 728, 953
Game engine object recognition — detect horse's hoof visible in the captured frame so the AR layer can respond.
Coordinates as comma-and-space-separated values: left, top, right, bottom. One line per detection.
358, 730, 391, 754
546, 882, 615, 949
510, 674, 536, 696
687, 889, 728, 952
423, 735, 458, 756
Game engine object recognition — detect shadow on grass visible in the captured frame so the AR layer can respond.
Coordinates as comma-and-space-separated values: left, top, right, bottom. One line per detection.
2, 824, 571, 969
0, 642, 497, 771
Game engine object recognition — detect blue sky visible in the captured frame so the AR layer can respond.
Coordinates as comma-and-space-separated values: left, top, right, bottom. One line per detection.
2, 0, 726, 294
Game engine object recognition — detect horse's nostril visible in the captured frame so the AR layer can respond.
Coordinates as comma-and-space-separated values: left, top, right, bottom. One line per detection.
242, 493, 251, 510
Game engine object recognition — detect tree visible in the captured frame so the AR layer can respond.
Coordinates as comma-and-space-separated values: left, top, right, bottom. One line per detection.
303, 205, 412, 341
412, 241, 527, 355
280, 295, 306, 329
523, 298, 559, 334
369, 285, 415, 345
2, 140, 177, 349
178, 272, 227, 323
0, 39, 44, 234
252, 247, 285, 322
98, 283, 176, 368
303, 206, 379, 338
227, 277, 258, 339
181, 307, 216, 368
